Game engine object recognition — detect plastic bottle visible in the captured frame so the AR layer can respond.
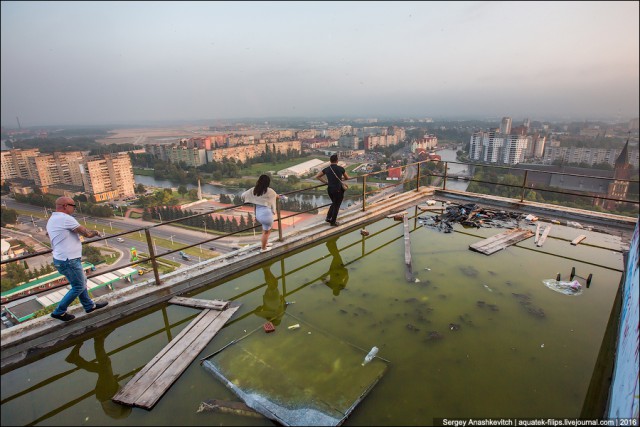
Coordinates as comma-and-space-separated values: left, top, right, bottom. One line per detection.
362, 346, 379, 366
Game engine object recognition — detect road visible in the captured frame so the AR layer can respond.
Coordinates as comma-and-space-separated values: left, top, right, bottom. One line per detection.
2, 198, 263, 261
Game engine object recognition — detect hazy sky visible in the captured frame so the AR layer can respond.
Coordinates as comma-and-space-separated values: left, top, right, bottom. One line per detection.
1, 1, 638, 127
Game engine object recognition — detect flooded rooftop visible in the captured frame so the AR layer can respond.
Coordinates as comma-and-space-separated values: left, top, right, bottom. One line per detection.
1, 192, 634, 425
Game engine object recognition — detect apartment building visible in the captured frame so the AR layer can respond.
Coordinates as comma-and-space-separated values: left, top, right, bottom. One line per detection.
388, 126, 406, 142
295, 129, 318, 140
543, 146, 639, 168
0, 149, 39, 181
500, 117, 512, 135
411, 135, 438, 153
27, 151, 84, 189
261, 130, 294, 141
364, 134, 398, 150
206, 141, 301, 163
338, 135, 359, 150
469, 131, 527, 165
80, 153, 135, 201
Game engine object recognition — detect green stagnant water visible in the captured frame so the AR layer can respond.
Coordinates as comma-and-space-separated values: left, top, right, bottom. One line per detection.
0, 212, 626, 425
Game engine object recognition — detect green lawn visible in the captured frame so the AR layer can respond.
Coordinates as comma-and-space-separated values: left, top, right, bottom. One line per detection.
133, 167, 154, 176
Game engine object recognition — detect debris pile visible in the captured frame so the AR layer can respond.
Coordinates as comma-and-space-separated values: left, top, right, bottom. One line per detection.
418, 203, 527, 232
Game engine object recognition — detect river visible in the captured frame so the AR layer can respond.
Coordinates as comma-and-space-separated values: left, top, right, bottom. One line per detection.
134, 174, 331, 205
435, 147, 471, 191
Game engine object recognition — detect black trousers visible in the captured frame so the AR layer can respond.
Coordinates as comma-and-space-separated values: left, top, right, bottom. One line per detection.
326, 187, 344, 223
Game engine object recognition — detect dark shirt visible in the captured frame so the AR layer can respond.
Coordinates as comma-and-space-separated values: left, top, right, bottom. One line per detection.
323, 164, 346, 191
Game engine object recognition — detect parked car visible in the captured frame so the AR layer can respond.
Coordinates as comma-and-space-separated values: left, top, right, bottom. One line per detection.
179, 251, 190, 261
137, 267, 150, 275
116, 238, 125, 243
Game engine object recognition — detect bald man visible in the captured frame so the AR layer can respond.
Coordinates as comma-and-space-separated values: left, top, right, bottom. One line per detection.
46, 196, 108, 321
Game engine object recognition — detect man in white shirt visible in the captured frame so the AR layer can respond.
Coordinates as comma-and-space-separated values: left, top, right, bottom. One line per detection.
46, 196, 108, 321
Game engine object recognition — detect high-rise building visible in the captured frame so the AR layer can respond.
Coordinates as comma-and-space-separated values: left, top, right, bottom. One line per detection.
80, 153, 135, 201
500, 117, 512, 135
0, 148, 39, 181
27, 151, 84, 189
502, 135, 528, 165
469, 131, 525, 165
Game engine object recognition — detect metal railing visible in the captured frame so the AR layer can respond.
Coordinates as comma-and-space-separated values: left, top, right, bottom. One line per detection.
2, 158, 637, 314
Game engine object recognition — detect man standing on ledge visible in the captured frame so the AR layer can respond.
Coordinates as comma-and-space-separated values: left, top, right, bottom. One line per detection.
315, 154, 350, 226
47, 196, 108, 322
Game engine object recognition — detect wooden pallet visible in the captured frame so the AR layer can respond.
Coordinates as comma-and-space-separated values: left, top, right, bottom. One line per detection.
469, 228, 534, 255
112, 300, 239, 410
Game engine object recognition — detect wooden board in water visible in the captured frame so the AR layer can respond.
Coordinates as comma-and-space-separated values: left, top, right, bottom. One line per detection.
469, 228, 534, 255
169, 296, 229, 311
113, 304, 239, 410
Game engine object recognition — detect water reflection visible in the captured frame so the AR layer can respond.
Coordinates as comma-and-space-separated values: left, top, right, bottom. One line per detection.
254, 262, 287, 326
65, 328, 132, 419
0, 212, 626, 425
320, 237, 349, 296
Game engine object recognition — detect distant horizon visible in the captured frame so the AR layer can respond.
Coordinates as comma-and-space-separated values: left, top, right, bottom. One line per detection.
2, 113, 639, 131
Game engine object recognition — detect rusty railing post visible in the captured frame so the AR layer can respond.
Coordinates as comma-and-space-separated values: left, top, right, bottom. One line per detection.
520, 170, 529, 202
443, 161, 448, 190
415, 162, 421, 192
144, 228, 161, 286
362, 175, 367, 212
276, 197, 283, 242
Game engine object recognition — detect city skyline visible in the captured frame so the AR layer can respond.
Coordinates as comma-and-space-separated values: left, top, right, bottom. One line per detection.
1, 1, 639, 127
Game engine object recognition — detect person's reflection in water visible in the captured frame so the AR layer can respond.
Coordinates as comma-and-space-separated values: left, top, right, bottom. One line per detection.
255, 262, 286, 326
65, 328, 132, 419
321, 237, 349, 296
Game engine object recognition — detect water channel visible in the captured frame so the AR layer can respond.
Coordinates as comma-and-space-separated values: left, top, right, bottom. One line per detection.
0, 211, 625, 425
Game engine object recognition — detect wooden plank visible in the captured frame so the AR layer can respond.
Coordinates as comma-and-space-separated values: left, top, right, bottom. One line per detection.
534, 223, 540, 244
571, 235, 587, 246
169, 296, 229, 311
113, 309, 212, 405
135, 307, 239, 409
113, 305, 239, 409
536, 225, 552, 247
469, 228, 534, 255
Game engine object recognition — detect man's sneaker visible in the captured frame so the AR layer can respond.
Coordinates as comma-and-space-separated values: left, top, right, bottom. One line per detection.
51, 312, 75, 322
325, 219, 331, 223
330, 221, 340, 227
86, 301, 108, 313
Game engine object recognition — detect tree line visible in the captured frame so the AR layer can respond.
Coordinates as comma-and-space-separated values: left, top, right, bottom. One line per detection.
143, 205, 258, 233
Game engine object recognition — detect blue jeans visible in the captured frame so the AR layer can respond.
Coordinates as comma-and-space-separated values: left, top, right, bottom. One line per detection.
52, 258, 95, 315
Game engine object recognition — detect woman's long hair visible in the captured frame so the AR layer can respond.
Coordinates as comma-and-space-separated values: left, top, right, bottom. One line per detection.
253, 174, 271, 196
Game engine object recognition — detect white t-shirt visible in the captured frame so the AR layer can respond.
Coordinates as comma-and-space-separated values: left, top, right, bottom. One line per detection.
46, 212, 82, 260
